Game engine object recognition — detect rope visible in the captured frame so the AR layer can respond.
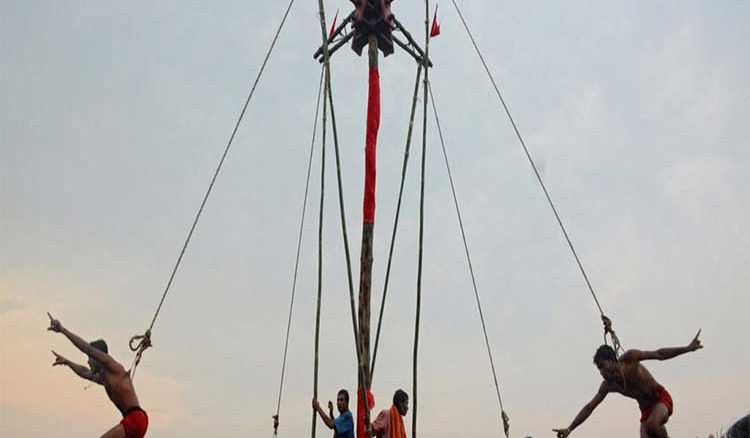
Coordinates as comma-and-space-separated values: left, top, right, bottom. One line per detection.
314, 0, 372, 431
429, 82, 510, 438
273, 67, 324, 438
449, 0, 622, 350
129, 0, 297, 374
413, 1, 431, 436
370, 64, 423, 381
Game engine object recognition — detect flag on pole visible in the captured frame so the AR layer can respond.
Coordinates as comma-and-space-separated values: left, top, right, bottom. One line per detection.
430, 5, 441, 38
329, 9, 339, 38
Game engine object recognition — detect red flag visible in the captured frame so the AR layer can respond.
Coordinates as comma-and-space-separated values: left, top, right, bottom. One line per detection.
430, 6, 441, 38
329, 10, 339, 38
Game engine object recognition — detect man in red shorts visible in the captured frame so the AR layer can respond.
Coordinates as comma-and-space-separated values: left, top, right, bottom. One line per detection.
47, 312, 148, 438
554, 330, 703, 438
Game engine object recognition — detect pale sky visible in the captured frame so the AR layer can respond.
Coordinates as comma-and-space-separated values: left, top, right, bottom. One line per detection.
1, 1, 748, 438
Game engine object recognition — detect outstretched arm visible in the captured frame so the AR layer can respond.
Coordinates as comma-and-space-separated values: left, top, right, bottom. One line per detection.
51, 350, 102, 384
312, 399, 335, 429
622, 329, 703, 362
553, 382, 609, 437
47, 312, 123, 374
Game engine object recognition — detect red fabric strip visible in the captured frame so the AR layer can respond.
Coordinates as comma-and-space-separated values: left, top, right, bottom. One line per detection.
357, 388, 376, 438
363, 67, 380, 224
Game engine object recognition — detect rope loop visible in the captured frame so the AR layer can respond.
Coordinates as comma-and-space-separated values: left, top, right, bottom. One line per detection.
129, 329, 152, 368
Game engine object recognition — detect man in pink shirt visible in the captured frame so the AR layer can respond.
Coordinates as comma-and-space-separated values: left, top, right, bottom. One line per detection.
368, 389, 408, 438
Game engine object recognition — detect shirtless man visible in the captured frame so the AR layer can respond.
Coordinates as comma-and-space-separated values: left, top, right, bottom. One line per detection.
554, 330, 702, 438
47, 312, 148, 438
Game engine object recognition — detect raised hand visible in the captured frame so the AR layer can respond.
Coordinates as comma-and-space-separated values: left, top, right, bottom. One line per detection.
47, 312, 63, 333
328, 400, 334, 412
312, 398, 321, 411
688, 329, 703, 352
51, 350, 67, 367
553, 427, 571, 438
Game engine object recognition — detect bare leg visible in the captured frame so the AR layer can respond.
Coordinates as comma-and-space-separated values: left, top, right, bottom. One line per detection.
100, 423, 126, 438
644, 403, 670, 438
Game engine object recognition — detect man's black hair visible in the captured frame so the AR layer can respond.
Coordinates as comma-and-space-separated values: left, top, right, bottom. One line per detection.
593, 344, 617, 366
338, 389, 350, 403
393, 389, 408, 407
90, 339, 108, 354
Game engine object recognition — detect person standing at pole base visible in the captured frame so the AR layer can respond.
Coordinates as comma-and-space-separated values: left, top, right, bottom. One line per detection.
313, 389, 355, 438
366, 389, 408, 438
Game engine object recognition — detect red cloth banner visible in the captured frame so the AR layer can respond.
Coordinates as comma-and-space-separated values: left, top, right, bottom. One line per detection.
363, 67, 380, 224
430, 7, 441, 38
357, 388, 376, 438
329, 10, 339, 38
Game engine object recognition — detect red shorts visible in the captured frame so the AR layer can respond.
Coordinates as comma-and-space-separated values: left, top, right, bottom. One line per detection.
120, 407, 149, 438
640, 386, 673, 423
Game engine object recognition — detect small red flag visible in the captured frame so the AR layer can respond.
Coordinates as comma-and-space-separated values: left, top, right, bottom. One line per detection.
430, 6, 441, 38
329, 10, 339, 38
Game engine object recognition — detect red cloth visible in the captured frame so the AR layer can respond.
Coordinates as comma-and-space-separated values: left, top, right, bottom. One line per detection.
356, 388, 376, 438
639, 386, 673, 423
120, 408, 149, 438
430, 8, 441, 38
363, 67, 380, 224
329, 10, 339, 38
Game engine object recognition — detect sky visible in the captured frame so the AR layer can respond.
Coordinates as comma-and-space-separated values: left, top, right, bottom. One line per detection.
1, 1, 748, 437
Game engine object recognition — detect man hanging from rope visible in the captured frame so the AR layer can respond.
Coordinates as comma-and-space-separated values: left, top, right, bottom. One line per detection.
313, 389, 355, 438
366, 389, 409, 438
553, 330, 703, 438
47, 312, 148, 438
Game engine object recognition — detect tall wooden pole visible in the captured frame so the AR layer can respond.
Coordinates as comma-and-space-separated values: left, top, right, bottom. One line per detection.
356, 33, 379, 438
413, 1, 431, 437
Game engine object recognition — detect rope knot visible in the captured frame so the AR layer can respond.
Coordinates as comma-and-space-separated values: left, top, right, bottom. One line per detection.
601, 315, 623, 356
272, 414, 279, 436
129, 329, 152, 368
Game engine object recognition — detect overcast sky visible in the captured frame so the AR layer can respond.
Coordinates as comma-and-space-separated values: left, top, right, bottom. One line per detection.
2, 1, 748, 438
